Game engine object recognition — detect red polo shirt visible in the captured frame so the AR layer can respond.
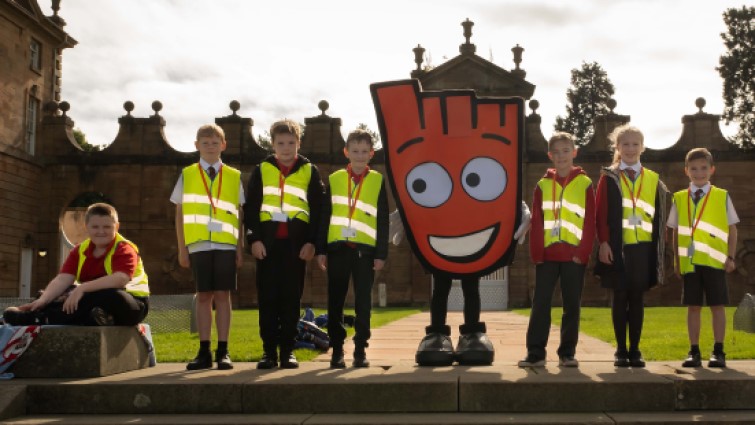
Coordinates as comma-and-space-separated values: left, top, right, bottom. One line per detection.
60, 239, 137, 282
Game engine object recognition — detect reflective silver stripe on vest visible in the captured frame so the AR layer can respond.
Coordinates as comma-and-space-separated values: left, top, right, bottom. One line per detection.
679, 242, 728, 264
262, 184, 308, 201
544, 220, 584, 240
677, 223, 728, 241
181, 193, 239, 216
183, 214, 239, 238
330, 216, 377, 239
622, 198, 655, 217
331, 195, 378, 217
622, 219, 652, 234
260, 204, 309, 216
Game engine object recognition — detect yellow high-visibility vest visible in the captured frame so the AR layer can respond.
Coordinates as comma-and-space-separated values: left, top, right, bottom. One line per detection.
76, 233, 150, 297
327, 169, 382, 246
181, 164, 241, 246
620, 168, 659, 244
538, 174, 592, 247
675, 186, 729, 274
259, 162, 312, 223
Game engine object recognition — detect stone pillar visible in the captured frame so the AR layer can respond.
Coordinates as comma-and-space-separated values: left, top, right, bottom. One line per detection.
301, 100, 345, 160
670, 97, 732, 152
582, 99, 630, 153
105, 101, 174, 157
215, 100, 264, 158
36, 101, 81, 156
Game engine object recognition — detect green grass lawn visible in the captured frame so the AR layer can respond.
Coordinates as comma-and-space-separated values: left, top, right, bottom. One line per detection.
151, 307, 420, 363
512, 306, 755, 361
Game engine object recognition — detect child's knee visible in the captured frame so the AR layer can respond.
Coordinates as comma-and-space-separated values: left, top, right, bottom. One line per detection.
688, 305, 703, 313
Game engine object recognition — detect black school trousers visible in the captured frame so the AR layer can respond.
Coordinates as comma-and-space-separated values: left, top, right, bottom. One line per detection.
44, 288, 149, 326
256, 238, 306, 355
526, 261, 585, 359
327, 246, 375, 350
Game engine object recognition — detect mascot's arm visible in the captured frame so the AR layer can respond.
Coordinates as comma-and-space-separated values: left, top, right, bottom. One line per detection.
389, 209, 404, 246
513, 201, 531, 244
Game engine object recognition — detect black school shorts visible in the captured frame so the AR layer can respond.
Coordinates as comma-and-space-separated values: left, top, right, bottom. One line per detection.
682, 265, 728, 306
189, 250, 237, 292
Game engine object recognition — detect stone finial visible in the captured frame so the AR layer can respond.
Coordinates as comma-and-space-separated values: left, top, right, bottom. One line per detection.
607, 98, 617, 113
123, 101, 134, 116
230, 100, 240, 116
413, 44, 425, 71
511, 44, 526, 79
59, 101, 70, 117
529, 99, 539, 114
318, 100, 329, 116
49, 0, 66, 26
696, 97, 706, 113
459, 19, 476, 55
44, 101, 59, 115
151, 100, 162, 116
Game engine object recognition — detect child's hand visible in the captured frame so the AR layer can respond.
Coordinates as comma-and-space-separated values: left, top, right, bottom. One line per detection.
299, 243, 315, 261
725, 257, 736, 273
374, 259, 385, 271
62, 286, 84, 314
317, 255, 327, 271
599, 242, 613, 264
572, 256, 582, 265
251, 241, 266, 260
178, 248, 190, 268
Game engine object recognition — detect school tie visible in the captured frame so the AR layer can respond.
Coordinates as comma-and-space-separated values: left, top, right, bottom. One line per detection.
207, 166, 216, 180
624, 168, 636, 181
693, 188, 704, 204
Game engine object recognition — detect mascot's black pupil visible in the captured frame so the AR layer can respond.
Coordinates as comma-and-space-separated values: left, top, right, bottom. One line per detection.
466, 173, 481, 187
412, 179, 427, 193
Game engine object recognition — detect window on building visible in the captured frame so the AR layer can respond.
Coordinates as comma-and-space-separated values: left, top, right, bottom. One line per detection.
30, 39, 41, 71
26, 96, 39, 154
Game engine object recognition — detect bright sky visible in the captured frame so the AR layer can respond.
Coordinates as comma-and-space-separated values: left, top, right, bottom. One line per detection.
42, 0, 743, 152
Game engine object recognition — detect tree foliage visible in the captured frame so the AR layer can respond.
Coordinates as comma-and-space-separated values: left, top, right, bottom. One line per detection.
717, 6, 754, 148
555, 62, 616, 146
73, 128, 103, 152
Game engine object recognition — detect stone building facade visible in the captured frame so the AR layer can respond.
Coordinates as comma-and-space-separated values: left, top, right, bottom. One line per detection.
2, 8, 754, 308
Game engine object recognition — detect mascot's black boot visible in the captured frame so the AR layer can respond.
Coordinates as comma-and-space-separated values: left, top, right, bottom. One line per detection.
456, 322, 494, 366
415, 324, 454, 366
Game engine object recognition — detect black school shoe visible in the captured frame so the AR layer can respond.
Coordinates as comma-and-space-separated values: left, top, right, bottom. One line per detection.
3, 307, 47, 326
353, 347, 370, 368
682, 351, 702, 368
330, 348, 346, 369
215, 350, 233, 370
280, 352, 299, 369
257, 352, 278, 370
186, 350, 213, 371
708, 352, 727, 368
628, 350, 646, 368
614, 349, 630, 367
456, 322, 494, 366
415, 325, 455, 367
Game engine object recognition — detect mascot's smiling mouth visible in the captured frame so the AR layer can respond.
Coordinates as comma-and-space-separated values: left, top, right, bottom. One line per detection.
427, 223, 500, 263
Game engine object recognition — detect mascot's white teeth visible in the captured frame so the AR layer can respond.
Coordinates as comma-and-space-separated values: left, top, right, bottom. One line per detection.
428, 226, 496, 258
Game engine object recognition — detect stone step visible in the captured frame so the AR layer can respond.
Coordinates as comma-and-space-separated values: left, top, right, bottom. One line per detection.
7, 362, 755, 416
2, 411, 755, 425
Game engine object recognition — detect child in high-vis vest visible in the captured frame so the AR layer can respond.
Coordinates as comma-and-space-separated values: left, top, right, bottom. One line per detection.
594, 125, 668, 368
244, 119, 324, 370
316, 128, 389, 368
667, 148, 738, 368
3, 203, 150, 327
518, 132, 595, 368
172, 124, 245, 371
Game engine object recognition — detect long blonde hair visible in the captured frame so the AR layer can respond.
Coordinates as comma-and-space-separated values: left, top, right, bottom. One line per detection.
609, 124, 645, 165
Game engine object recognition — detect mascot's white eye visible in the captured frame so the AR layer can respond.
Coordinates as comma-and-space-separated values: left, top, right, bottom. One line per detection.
461, 157, 507, 201
405, 162, 453, 208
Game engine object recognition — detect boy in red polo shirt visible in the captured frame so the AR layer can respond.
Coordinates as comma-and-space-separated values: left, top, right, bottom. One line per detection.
3, 203, 150, 327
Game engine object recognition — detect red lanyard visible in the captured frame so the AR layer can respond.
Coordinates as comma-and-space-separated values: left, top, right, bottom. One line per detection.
550, 173, 573, 222
276, 160, 292, 209
347, 164, 369, 220
619, 167, 644, 212
198, 163, 222, 214
687, 186, 711, 240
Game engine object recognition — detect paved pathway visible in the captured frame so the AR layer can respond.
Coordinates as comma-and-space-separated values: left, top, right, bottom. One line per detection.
315, 311, 616, 366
